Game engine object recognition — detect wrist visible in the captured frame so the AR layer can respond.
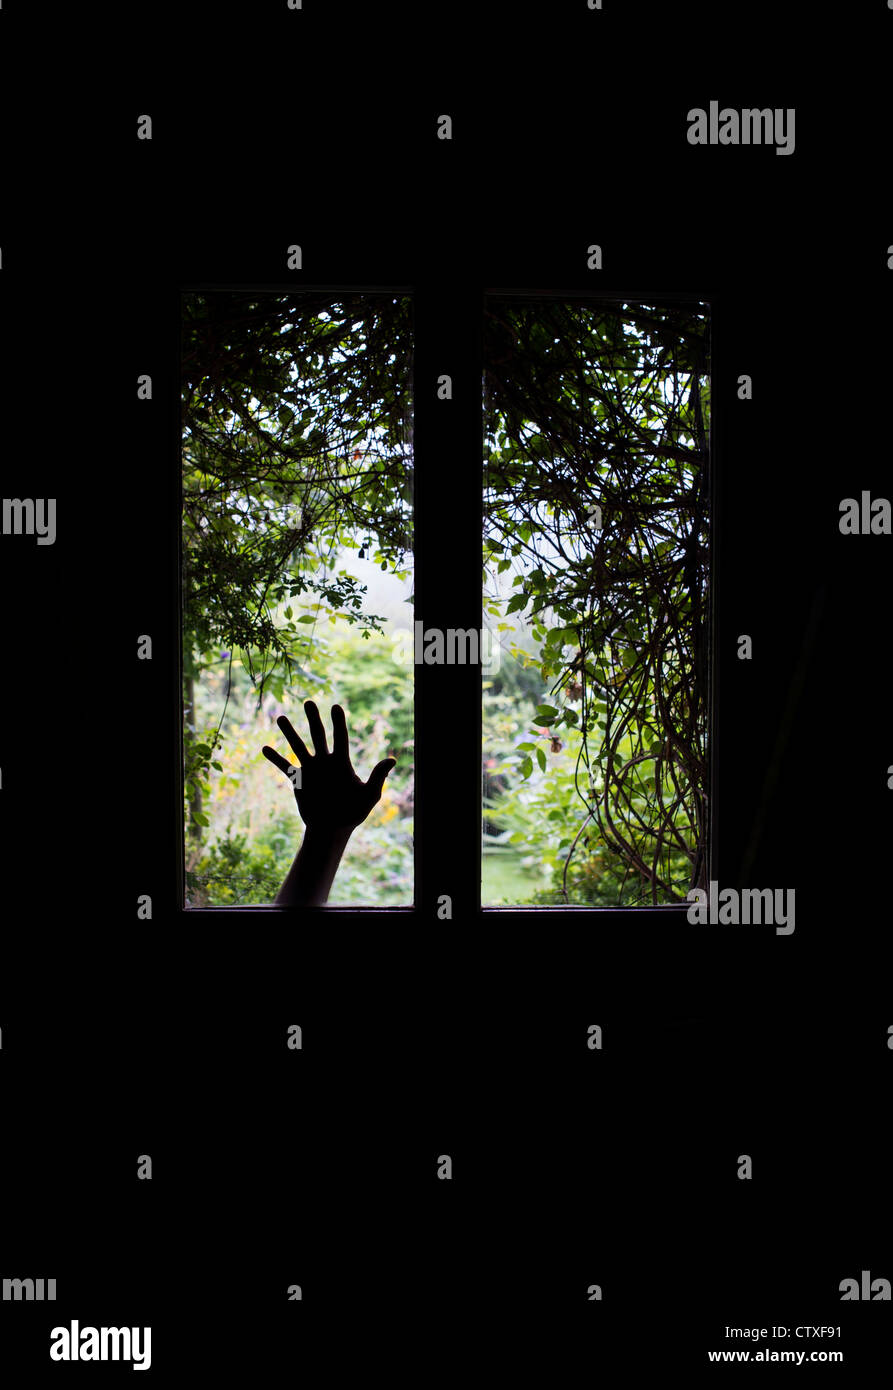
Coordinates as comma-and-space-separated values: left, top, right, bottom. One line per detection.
276, 823, 355, 907
301, 822, 353, 852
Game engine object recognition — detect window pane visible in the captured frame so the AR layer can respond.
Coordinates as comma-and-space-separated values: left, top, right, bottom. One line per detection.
182, 292, 414, 906
482, 298, 710, 906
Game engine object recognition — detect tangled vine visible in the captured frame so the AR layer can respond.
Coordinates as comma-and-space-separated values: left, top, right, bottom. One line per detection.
484, 298, 710, 904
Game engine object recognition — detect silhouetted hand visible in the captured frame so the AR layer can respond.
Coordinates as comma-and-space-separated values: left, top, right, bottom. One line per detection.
262, 701, 396, 832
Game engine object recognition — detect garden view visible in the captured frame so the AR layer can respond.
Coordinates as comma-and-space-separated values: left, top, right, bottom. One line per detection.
182, 292, 709, 907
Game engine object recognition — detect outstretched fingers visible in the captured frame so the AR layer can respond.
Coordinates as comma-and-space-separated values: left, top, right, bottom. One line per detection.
262, 745, 298, 781
277, 714, 311, 764
366, 758, 397, 800
330, 704, 349, 759
303, 700, 328, 756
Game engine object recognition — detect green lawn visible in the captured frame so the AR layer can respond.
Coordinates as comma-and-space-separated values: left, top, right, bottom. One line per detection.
481, 848, 542, 906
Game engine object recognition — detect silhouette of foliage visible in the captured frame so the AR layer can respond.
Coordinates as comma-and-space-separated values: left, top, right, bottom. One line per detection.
483, 298, 710, 904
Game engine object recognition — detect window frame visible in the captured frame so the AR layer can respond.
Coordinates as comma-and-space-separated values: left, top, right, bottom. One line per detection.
176, 285, 717, 918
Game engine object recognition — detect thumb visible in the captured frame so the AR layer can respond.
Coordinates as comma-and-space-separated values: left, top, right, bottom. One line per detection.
366, 758, 396, 799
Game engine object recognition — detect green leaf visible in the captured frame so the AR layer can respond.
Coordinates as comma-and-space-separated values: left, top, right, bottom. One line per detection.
298, 615, 316, 623
194, 743, 212, 757
506, 593, 527, 614
519, 755, 534, 779
534, 705, 559, 721
516, 742, 537, 752
536, 747, 547, 773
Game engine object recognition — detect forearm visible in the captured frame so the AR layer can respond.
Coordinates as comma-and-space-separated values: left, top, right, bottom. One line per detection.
275, 824, 354, 906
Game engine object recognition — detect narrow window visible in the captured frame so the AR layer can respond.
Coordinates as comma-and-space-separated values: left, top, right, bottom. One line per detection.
181, 292, 414, 906
483, 296, 711, 906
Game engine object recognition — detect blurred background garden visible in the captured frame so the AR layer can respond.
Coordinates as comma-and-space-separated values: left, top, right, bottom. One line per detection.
182, 292, 414, 906
185, 611, 414, 908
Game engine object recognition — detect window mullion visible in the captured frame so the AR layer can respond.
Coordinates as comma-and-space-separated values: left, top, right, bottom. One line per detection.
413, 289, 483, 918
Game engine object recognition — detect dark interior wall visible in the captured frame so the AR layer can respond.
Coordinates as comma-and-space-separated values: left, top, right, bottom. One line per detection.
0, 5, 889, 1376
